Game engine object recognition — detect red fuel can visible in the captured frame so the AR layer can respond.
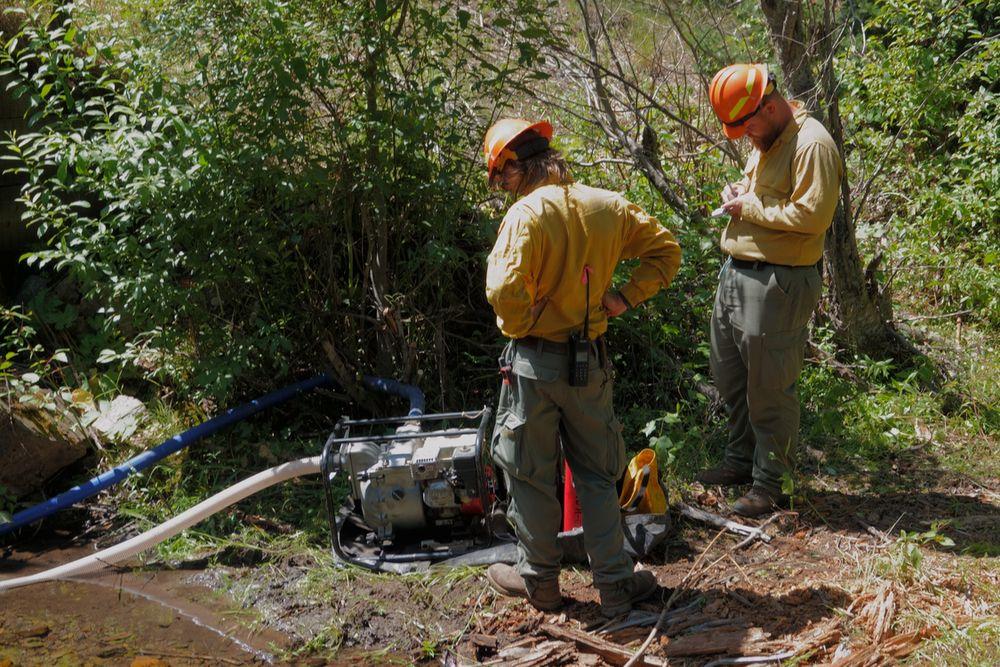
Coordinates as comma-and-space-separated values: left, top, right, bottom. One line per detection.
562, 461, 583, 531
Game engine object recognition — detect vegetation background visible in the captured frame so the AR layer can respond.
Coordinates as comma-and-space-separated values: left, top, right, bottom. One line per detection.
0, 0, 996, 662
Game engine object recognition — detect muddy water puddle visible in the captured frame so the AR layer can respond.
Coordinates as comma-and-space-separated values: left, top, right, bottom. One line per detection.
0, 539, 288, 665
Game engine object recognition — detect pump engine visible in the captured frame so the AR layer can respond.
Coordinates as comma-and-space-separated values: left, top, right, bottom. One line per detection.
320, 408, 500, 563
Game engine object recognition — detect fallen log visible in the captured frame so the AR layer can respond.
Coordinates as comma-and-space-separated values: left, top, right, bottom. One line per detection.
540, 624, 669, 667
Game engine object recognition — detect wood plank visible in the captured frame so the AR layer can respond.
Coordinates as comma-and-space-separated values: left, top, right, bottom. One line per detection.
540, 624, 668, 667
660, 628, 766, 657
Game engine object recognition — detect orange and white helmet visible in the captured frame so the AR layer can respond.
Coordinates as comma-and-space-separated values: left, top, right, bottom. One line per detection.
708, 64, 775, 139
482, 118, 553, 181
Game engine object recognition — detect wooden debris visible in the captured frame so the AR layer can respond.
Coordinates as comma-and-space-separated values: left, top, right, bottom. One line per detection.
829, 627, 938, 667
850, 583, 899, 643
793, 617, 843, 653
608, 625, 657, 646
624, 528, 732, 667
830, 627, 938, 667
498, 635, 543, 651
676, 503, 773, 544
469, 633, 498, 650
658, 614, 738, 639
660, 627, 767, 657
507, 640, 574, 666
702, 651, 797, 667
481, 639, 575, 666
598, 598, 703, 634
540, 624, 668, 667
880, 628, 938, 659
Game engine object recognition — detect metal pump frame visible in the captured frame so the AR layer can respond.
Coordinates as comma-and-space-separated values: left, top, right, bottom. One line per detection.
320, 407, 494, 569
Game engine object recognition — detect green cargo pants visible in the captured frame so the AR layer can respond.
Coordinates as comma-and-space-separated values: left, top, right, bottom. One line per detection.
491, 338, 633, 587
709, 259, 822, 493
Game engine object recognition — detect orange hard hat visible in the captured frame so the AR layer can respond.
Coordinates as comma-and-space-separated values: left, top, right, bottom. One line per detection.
708, 64, 775, 139
483, 118, 553, 180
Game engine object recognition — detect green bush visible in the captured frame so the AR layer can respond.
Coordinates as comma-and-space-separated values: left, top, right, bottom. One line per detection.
1, 0, 531, 404
840, 0, 999, 327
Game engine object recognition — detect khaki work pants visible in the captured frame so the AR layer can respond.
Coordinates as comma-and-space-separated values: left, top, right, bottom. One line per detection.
491, 339, 633, 586
709, 259, 822, 493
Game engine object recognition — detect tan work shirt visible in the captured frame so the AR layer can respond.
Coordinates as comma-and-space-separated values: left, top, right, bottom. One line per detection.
722, 104, 843, 266
486, 181, 681, 341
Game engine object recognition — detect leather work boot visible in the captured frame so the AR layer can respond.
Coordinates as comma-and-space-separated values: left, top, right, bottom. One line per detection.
733, 486, 789, 518
695, 465, 753, 486
598, 570, 659, 618
485, 563, 562, 611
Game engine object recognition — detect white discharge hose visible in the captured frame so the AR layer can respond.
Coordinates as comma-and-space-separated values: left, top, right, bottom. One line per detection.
0, 456, 322, 592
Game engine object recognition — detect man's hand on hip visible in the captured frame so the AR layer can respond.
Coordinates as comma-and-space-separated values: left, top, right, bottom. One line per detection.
602, 291, 628, 317
529, 296, 550, 325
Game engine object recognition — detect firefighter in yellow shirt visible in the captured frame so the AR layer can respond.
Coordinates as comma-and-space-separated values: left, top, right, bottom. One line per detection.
699, 64, 843, 517
480, 118, 681, 617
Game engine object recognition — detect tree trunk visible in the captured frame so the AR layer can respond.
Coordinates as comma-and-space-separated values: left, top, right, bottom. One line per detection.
759, 0, 907, 357
759, 0, 820, 107
361, 1, 415, 379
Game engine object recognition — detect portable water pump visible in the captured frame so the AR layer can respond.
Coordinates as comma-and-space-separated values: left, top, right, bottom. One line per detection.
320, 408, 508, 569
318, 377, 670, 572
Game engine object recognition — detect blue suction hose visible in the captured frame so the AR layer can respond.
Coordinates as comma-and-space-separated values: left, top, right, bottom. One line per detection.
361, 375, 424, 417
0, 373, 425, 538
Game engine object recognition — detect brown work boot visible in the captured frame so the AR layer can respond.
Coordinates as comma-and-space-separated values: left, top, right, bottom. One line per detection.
733, 486, 789, 518
696, 465, 753, 486
598, 570, 659, 618
485, 563, 562, 611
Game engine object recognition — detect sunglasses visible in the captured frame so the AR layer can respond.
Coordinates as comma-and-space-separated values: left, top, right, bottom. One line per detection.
723, 104, 762, 129
722, 76, 776, 129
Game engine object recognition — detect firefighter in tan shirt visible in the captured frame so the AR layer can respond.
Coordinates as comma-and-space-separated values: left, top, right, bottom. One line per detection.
480, 118, 681, 616
699, 64, 843, 517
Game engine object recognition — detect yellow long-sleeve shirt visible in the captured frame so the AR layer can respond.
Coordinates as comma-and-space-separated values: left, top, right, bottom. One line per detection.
722, 104, 843, 266
486, 181, 681, 341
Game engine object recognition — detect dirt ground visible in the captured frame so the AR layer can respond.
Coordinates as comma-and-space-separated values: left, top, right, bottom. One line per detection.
209, 465, 999, 666
2, 468, 997, 666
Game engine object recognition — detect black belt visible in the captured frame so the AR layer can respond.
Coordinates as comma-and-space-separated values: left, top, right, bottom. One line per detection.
730, 257, 801, 270
517, 335, 604, 356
